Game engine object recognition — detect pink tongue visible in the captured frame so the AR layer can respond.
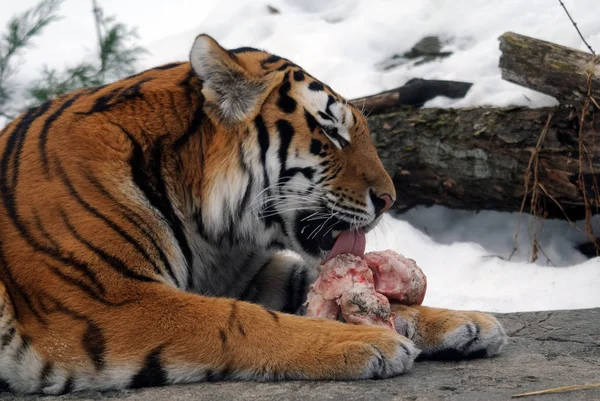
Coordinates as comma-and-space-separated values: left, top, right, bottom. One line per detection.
325, 230, 366, 262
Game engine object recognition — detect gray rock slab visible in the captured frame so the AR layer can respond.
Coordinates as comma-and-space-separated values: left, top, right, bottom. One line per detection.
3, 308, 600, 401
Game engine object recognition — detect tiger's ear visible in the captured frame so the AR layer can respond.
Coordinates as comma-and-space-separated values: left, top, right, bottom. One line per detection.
190, 34, 274, 124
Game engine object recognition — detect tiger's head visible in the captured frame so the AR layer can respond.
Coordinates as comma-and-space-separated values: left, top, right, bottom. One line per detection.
190, 35, 395, 263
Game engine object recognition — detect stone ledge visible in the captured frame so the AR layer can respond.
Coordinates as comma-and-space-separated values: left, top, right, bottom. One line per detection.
4, 308, 600, 401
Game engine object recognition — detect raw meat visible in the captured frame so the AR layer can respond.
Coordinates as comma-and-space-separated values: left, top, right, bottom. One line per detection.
305, 249, 427, 331
339, 287, 395, 330
364, 250, 427, 305
305, 254, 395, 329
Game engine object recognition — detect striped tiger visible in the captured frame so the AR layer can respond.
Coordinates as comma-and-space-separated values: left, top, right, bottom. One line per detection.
0, 34, 507, 394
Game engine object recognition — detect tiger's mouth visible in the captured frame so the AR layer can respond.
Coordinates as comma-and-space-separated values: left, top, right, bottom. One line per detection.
294, 211, 369, 262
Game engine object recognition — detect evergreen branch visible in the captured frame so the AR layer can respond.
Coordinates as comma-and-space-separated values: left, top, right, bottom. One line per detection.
27, 1, 147, 104
0, 0, 63, 116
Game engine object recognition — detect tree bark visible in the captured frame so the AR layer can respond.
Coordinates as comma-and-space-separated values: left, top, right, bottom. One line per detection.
499, 32, 600, 106
367, 105, 600, 220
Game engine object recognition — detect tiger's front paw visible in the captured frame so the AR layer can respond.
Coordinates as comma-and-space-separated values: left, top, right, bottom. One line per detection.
296, 321, 420, 380
393, 305, 508, 360
337, 329, 420, 379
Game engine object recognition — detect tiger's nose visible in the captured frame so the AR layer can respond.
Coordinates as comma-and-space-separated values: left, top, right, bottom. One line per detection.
370, 191, 395, 216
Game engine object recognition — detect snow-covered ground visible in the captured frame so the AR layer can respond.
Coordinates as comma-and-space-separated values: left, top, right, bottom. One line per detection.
2, 0, 599, 312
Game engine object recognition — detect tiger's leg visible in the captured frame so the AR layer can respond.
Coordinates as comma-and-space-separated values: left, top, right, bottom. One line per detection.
391, 304, 508, 360
3, 283, 419, 394
238, 250, 316, 314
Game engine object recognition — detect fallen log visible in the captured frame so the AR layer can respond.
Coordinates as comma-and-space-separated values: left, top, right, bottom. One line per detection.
366, 105, 600, 220
499, 32, 600, 106
350, 78, 472, 114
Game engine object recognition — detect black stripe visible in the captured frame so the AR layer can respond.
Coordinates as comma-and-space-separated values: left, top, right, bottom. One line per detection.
239, 260, 270, 302
205, 370, 218, 381
30, 212, 107, 296
80, 87, 121, 115
282, 167, 315, 183
267, 309, 279, 322
178, 69, 203, 124
59, 376, 74, 395
227, 301, 246, 337
42, 296, 119, 376
152, 62, 184, 71
55, 160, 164, 280
85, 172, 180, 287
282, 267, 308, 314
323, 126, 349, 149
277, 75, 296, 114
0, 243, 44, 323
293, 70, 305, 82
308, 82, 324, 91
172, 102, 205, 151
7, 103, 52, 190
237, 142, 254, 220
276, 119, 296, 185
227, 300, 238, 330
318, 111, 334, 122
304, 109, 319, 132
116, 77, 154, 105
33, 213, 61, 249
462, 324, 481, 351
118, 127, 194, 288
267, 240, 285, 250
276, 120, 294, 171
260, 54, 282, 69
130, 346, 168, 389
255, 116, 270, 171
325, 95, 337, 120
277, 62, 295, 71
15, 335, 31, 361
40, 361, 54, 388
82, 321, 106, 370
1, 327, 15, 348
80, 78, 154, 115
230, 47, 262, 54
39, 93, 82, 177
58, 209, 156, 283
310, 139, 322, 155
87, 85, 108, 95
0, 378, 10, 392
45, 262, 122, 306
172, 76, 205, 151
219, 330, 227, 346
254, 116, 284, 229
194, 210, 209, 244
237, 174, 254, 221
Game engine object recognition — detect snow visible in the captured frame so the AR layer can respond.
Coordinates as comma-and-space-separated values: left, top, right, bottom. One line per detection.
2, 0, 599, 313
368, 210, 600, 313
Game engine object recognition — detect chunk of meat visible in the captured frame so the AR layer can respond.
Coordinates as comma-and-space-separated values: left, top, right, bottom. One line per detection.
305, 254, 395, 330
305, 250, 427, 331
339, 286, 395, 330
304, 292, 339, 320
364, 250, 427, 305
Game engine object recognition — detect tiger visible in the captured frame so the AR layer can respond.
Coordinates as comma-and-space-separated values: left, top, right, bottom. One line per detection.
0, 34, 507, 394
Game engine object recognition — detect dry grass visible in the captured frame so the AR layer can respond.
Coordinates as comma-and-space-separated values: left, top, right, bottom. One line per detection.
511, 53, 599, 263
512, 383, 600, 398
576, 59, 600, 256
510, 111, 555, 263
